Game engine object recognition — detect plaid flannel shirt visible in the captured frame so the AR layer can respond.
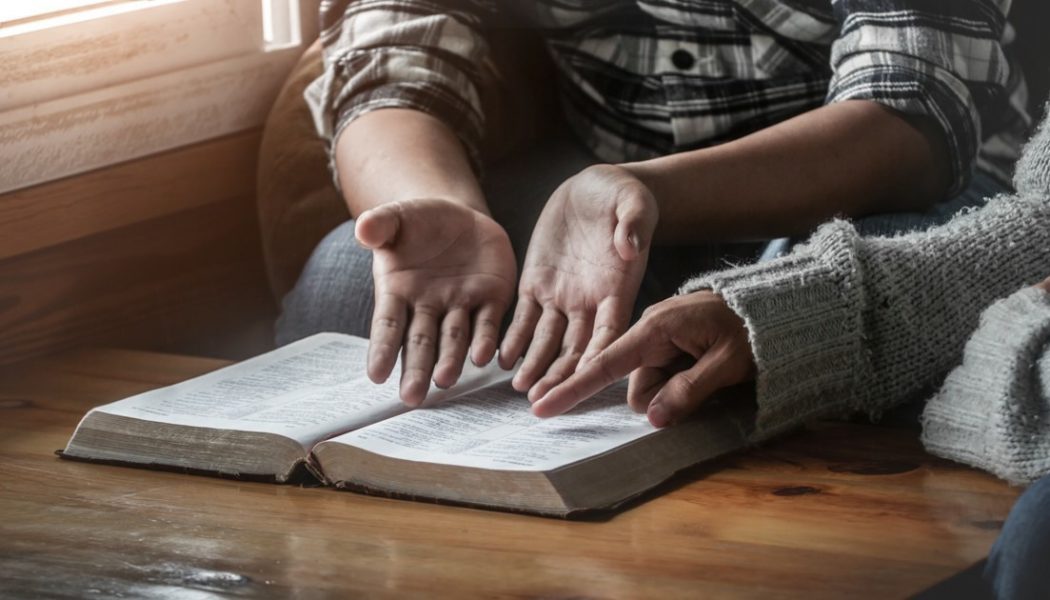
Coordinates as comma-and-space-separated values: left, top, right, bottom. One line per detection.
306, 0, 1030, 196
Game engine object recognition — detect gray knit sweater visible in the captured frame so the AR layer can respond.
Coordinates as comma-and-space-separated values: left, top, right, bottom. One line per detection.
681, 106, 1050, 484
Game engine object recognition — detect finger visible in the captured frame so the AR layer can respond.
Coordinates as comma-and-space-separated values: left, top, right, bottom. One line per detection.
433, 307, 471, 389
527, 354, 580, 403
399, 303, 441, 406
580, 297, 632, 364
513, 308, 567, 392
532, 325, 649, 418
355, 203, 401, 249
470, 302, 505, 367
627, 367, 667, 413
499, 299, 541, 369
527, 313, 592, 402
613, 194, 655, 261
648, 349, 731, 428
367, 292, 408, 384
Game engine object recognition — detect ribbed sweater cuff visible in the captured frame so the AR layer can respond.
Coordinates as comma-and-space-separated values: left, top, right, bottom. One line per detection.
679, 221, 867, 438
921, 286, 1050, 484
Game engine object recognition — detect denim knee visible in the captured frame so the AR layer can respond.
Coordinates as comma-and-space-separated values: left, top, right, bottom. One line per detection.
983, 474, 1050, 599
275, 220, 375, 344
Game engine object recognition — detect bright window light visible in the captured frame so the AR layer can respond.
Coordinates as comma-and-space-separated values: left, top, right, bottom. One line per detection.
0, 0, 185, 38
262, 0, 301, 46
0, 1, 118, 23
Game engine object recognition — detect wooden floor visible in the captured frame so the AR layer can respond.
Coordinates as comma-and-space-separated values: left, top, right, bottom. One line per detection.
0, 348, 1020, 598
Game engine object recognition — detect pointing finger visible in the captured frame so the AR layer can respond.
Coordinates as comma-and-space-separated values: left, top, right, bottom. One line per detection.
532, 324, 648, 417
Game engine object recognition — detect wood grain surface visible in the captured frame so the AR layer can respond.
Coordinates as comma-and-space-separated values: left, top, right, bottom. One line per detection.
0, 349, 1020, 598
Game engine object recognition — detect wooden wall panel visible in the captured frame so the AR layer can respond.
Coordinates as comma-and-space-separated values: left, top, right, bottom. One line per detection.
0, 194, 276, 365
0, 130, 277, 366
0, 131, 261, 260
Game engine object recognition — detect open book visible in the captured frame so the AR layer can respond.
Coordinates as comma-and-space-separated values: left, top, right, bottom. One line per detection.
63, 333, 755, 517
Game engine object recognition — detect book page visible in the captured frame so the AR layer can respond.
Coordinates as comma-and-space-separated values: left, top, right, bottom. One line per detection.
325, 381, 656, 471
92, 333, 512, 447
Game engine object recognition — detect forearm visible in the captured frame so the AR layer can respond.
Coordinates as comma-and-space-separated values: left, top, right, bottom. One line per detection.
335, 109, 488, 218
312, 0, 495, 219
624, 100, 951, 243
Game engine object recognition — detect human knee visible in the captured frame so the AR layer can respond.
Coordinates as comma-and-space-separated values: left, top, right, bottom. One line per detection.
276, 221, 375, 344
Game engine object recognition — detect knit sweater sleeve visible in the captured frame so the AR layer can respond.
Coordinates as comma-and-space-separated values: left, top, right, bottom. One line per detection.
679, 195, 1050, 438
921, 287, 1050, 484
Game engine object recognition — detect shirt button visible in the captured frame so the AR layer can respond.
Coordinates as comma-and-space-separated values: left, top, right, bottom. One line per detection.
671, 49, 695, 70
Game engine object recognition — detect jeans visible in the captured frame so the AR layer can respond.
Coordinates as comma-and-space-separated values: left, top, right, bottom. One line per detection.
983, 473, 1050, 599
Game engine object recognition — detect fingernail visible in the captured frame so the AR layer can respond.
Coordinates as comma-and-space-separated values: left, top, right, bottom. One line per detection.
512, 375, 529, 392
647, 402, 669, 427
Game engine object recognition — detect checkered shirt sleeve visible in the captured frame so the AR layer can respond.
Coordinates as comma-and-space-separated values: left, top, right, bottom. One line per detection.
305, 0, 495, 178
827, 0, 1013, 196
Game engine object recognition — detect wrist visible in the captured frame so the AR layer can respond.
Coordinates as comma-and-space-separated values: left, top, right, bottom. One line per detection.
590, 162, 660, 211
618, 154, 711, 243
617, 159, 662, 203
335, 109, 490, 218
413, 194, 492, 219
348, 194, 491, 221
583, 163, 661, 242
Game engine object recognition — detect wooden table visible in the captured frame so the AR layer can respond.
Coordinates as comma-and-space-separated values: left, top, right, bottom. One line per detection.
0, 349, 1019, 598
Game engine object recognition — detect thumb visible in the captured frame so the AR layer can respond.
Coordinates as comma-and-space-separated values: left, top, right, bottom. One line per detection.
355, 203, 402, 249
646, 345, 733, 427
613, 194, 656, 262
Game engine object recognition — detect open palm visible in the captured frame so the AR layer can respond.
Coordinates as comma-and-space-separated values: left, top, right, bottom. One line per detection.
357, 198, 516, 405
500, 165, 658, 399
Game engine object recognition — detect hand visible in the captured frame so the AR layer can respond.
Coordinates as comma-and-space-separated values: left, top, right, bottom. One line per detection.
1037, 276, 1050, 294
499, 165, 659, 400
356, 198, 516, 405
532, 291, 755, 427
